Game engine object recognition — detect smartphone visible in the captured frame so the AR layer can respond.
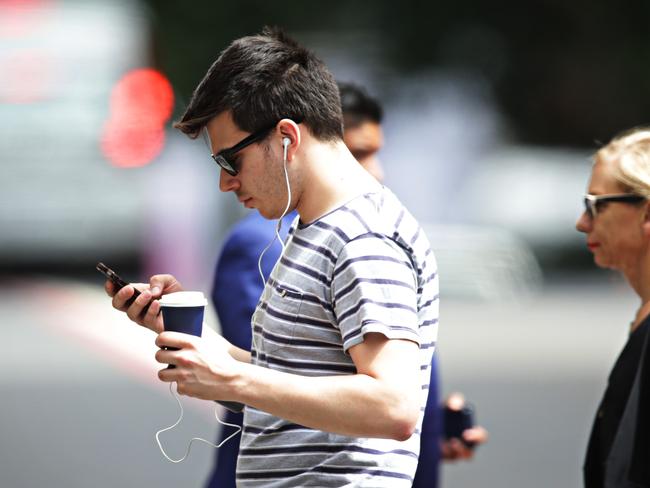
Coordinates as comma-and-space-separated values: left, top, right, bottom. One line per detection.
443, 403, 476, 448
96, 262, 143, 307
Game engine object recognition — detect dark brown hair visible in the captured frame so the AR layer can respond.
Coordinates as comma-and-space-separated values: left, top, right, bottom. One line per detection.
174, 26, 343, 141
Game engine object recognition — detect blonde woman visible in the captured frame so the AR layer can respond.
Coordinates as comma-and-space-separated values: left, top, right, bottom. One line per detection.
576, 128, 650, 488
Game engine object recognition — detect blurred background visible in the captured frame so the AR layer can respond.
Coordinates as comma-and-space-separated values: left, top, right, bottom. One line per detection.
2, 0, 648, 486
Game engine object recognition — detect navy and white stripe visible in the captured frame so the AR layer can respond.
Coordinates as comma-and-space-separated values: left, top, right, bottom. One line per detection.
238, 186, 439, 487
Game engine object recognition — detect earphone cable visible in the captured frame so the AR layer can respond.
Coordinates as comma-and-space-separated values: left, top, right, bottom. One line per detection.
155, 383, 242, 464
256, 143, 292, 288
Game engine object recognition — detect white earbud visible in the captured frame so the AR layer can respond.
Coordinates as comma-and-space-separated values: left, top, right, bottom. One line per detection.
282, 137, 290, 162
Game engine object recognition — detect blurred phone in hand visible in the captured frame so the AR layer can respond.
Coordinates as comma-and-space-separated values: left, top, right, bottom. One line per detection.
443, 401, 476, 449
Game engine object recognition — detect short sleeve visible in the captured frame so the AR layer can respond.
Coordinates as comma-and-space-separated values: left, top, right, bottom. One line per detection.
331, 234, 420, 352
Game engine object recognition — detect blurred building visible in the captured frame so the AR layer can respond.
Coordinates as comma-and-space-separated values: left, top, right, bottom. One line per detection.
0, 0, 149, 270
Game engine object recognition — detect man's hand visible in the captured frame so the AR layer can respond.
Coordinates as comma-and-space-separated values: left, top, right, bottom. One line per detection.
105, 274, 183, 333
155, 331, 243, 401
441, 392, 488, 462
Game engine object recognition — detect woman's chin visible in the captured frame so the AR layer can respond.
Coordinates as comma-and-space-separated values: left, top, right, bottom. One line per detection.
594, 255, 617, 271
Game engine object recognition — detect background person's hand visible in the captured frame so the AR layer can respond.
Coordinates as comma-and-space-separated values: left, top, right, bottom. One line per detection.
105, 274, 183, 333
441, 425, 488, 461
441, 392, 488, 462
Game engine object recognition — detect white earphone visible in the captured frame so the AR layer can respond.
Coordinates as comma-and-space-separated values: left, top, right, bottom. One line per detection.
282, 137, 290, 162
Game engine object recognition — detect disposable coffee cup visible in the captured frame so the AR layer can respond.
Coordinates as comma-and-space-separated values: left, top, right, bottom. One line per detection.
159, 291, 207, 336
159, 291, 244, 414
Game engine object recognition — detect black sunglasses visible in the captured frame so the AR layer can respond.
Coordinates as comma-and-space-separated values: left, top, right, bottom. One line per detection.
583, 193, 646, 219
210, 123, 278, 176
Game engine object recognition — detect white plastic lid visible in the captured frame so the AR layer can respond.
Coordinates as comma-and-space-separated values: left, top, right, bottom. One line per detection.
159, 291, 207, 307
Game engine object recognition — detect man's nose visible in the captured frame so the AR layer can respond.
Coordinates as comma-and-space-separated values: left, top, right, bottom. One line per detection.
219, 169, 240, 193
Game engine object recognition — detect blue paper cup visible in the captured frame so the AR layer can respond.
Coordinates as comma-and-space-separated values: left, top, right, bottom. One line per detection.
159, 291, 207, 337
159, 291, 244, 413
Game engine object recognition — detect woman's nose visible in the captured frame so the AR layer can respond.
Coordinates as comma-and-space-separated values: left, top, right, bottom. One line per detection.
576, 210, 592, 233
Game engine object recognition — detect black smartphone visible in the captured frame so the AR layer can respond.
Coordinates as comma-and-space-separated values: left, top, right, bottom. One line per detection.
96, 262, 143, 307
443, 404, 476, 448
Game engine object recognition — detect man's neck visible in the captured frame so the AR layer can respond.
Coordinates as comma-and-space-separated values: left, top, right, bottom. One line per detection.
295, 140, 382, 224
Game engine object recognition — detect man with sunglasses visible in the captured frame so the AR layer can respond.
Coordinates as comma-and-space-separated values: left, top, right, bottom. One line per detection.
204, 81, 486, 488
205, 81, 387, 488
107, 27, 437, 487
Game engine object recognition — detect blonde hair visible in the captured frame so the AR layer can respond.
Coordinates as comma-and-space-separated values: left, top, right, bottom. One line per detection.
596, 127, 650, 198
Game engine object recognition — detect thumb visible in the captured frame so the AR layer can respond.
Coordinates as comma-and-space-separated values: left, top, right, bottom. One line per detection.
149, 274, 183, 297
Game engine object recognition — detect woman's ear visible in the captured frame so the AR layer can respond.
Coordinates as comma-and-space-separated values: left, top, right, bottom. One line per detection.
642, 201, 650, 237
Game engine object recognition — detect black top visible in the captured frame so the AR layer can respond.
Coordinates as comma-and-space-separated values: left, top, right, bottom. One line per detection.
584, 315, 650, 488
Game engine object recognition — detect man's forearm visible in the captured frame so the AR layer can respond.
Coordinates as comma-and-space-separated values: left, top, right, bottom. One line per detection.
231, 361, 420, 440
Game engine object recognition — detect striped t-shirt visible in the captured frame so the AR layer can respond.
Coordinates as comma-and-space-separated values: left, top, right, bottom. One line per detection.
237, 186, 439, 487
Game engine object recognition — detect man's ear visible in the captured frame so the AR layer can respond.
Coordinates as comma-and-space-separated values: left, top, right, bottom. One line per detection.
277, 119, 301, 162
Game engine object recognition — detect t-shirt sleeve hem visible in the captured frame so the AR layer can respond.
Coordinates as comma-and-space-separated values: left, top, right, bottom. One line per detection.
342, 319, 421, 353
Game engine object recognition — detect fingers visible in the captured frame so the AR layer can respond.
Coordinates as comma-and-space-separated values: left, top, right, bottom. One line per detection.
157, 366, 175, 383
155, 346, 178, 367
155, 335, 195, 385
445, 392, 466, 410
441, 426, 487, 462
111, 284, 136, 311
150, 274, 183, 296
125, 288, 153, 325
157, 368, 190, 399
105, 273, 182, 333
155, 331, 195, 350
463, 426, 488, 445
441, 437, 474, 461
141, 299, 163, 333
104, 280, 116, 297
110, 284, 157, 329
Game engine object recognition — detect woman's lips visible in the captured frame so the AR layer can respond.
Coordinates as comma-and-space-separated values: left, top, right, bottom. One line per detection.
587, 242, 600, 250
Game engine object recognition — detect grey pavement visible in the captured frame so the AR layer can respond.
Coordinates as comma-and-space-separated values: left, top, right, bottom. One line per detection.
2, 277, 217, 488
1, 273, 638, 487
438, 275, 637, 488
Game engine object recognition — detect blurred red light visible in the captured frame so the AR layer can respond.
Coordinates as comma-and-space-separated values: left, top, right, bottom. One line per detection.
101, 122, 165, 169
101, 68, 175, 168
110, 69, 174, 126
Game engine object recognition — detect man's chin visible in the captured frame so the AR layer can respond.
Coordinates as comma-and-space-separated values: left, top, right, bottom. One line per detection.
256, 208, 277, 220
256, 203, 294, 220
